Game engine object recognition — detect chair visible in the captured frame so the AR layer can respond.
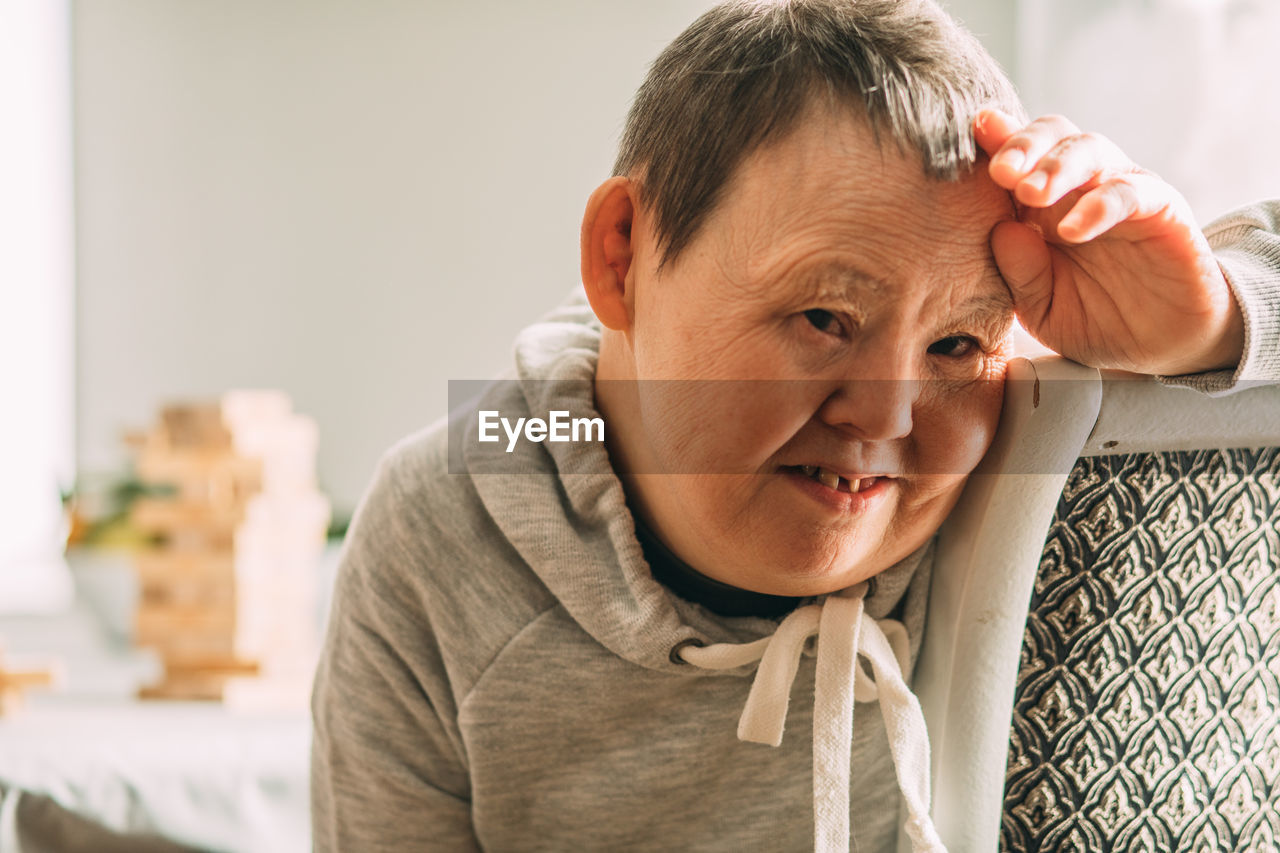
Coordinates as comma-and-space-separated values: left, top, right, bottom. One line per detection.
915, 355, 1280, 851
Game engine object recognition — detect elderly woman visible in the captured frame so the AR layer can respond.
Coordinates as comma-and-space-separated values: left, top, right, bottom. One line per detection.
310, 1, 1280, 851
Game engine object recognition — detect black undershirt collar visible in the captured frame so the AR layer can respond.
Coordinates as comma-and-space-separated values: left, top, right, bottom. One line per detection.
633, 515, 802, 619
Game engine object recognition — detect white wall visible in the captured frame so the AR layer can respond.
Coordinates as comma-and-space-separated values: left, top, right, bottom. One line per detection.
73, 0, 715, 515
73, 0, 1280, 518
1016, 0, 1280, 225
942, 0, 1280, 225
941, 0, 1017, 82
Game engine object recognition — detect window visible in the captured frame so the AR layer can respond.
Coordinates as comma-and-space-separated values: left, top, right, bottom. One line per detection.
0, 0, 74, 613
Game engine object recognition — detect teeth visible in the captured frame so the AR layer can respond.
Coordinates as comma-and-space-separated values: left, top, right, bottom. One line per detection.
797, 466, 880, 493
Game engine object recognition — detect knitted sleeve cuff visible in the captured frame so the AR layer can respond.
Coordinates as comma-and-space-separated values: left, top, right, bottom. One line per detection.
1158, 202, 1280, 397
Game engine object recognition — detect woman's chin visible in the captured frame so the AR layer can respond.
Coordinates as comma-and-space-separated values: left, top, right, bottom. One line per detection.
719, 541, 883, 598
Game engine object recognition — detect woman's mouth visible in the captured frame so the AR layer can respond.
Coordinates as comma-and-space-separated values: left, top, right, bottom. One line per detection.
785, 465, 882, 494
780, 465, 893, 513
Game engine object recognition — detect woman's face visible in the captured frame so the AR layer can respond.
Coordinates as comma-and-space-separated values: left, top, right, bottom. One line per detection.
611, 107, 1016, 597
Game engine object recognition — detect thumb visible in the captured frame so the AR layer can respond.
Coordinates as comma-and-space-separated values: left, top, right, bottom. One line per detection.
991, 220, 1054, 331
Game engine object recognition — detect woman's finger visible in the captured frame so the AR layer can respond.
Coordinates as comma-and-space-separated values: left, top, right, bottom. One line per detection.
1012, 131, 1131, 208
985, 114, 1081, 189
1055, 172, 1179, 243
973, 108, 1021, 158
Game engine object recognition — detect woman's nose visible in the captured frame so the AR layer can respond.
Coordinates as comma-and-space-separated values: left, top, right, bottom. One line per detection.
816, 377, 919, 441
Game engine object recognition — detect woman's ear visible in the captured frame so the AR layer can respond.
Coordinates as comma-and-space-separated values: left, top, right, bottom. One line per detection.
580, 176, 640, 332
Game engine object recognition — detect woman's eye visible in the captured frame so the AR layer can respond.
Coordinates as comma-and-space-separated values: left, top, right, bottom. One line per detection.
803, 309, 841, 336
928, 335, 979, 357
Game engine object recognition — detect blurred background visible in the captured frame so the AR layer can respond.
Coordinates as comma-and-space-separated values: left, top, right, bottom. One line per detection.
1, 0, 1279, 850
12, 0, 1280, 541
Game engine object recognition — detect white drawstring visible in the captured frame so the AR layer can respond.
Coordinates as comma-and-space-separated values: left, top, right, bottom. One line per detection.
737, 604, 820, 745
678, 585, 945, 853
813, 592, 862, 850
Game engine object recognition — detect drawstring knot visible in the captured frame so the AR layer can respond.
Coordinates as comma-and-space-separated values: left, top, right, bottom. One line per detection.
678, 584, 945, 853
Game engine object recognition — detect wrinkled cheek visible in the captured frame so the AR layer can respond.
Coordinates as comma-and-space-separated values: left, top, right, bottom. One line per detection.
896, 476, 966, 552
635, 379, 811, 475
630, 381, 717, 473
916, 379, 1005, 477
875, 376, 1007, 561
668, 473, 767, 536
965, 377, 1006, 468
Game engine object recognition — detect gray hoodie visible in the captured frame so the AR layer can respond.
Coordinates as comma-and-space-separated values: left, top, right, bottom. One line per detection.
310, 293, 936, 852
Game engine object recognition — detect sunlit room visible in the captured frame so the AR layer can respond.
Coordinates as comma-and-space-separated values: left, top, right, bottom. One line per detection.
3, 0, 1280, 851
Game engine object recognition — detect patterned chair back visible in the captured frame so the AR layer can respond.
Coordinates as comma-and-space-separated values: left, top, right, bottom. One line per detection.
914, 356, 1280, 853
1003, 446, 1280, 851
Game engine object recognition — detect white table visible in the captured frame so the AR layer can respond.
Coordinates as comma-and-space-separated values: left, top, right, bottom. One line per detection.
0, 546, 338, 853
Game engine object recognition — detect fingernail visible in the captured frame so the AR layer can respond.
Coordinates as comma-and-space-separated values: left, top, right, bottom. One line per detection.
1021, 171, 1048, 192
1057, 214, 1085, 242
995, 150, 1025, 172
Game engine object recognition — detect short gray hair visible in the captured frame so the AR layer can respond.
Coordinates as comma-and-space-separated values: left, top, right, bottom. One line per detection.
614, 0, 1024, 268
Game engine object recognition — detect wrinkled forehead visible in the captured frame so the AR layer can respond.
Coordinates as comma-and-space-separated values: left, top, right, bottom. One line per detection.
727, 105, 1013, 238
705, 105, 1015, 304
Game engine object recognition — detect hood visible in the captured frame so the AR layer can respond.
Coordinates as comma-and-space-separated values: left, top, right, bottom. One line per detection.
460, 289, 929, 675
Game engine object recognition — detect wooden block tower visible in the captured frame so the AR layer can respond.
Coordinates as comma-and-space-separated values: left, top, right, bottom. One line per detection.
127, 390, 329, 708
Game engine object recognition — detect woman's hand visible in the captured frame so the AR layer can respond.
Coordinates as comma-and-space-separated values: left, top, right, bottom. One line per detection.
974, 109, 1244, 376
